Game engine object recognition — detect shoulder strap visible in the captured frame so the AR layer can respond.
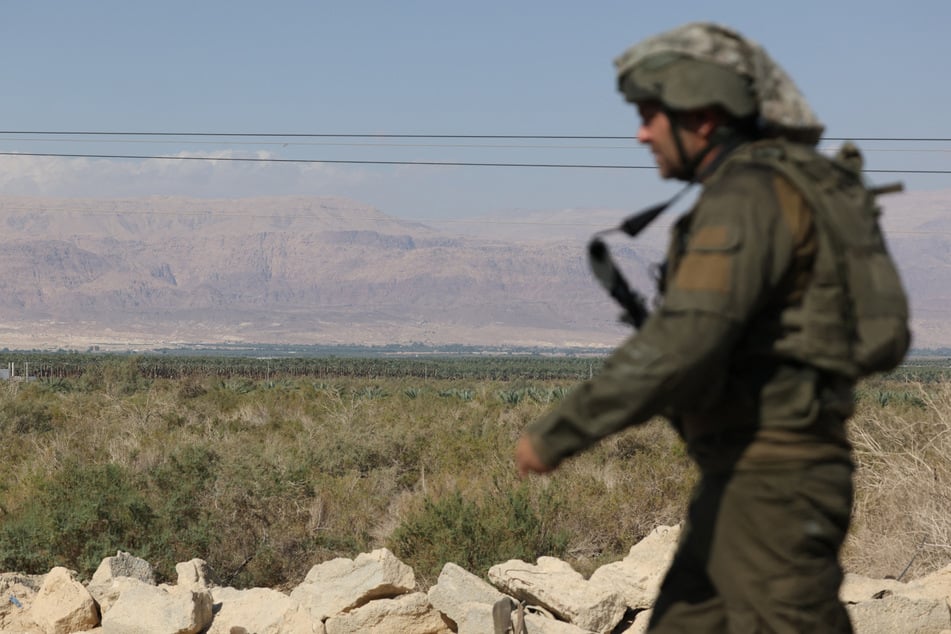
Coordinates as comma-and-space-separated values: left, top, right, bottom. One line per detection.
587, 184, 695, 328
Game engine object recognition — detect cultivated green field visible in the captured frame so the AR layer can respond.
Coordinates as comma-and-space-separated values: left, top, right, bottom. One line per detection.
0, 353, 948, 590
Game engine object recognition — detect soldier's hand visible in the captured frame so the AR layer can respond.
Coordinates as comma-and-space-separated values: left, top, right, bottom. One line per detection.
515, 435, 554, 478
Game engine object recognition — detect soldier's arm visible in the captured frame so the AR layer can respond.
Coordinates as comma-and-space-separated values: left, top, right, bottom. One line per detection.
522, 166, 806, 469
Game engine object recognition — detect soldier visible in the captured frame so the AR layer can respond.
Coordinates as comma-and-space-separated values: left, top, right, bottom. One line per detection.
515, 22, 909, 633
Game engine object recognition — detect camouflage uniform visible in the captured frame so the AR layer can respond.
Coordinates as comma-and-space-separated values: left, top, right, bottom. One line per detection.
523, 23, 869, 633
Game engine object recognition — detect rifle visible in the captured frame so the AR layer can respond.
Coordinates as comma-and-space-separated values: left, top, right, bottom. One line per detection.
587, 184, 693, 329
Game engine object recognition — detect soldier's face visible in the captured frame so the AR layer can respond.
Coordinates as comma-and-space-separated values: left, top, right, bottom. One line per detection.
635, 102, 709, 180
636, 102, 681, 179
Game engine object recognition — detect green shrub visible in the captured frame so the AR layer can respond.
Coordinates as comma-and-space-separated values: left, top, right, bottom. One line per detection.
177, 380, 207, 399
388, 486, 569, 584
1, 399, 55, 434
497, 389, 524, 405
221, 378, 256, 394
0, 461, 155, 577
41, 377, 74, 393
145, 446, 219, 571
358, 386, 388, 399
72, 357, 150, 396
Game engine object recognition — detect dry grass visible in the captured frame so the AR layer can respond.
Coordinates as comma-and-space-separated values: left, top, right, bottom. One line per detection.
0, 366, 948, 588
845, 379, 951, 580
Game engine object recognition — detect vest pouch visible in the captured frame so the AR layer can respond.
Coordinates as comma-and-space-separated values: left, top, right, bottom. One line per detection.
841, 246, 911, 374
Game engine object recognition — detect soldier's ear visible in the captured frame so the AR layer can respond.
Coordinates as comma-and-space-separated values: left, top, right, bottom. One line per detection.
698, 108, 729, 139
679, 107, 724, 139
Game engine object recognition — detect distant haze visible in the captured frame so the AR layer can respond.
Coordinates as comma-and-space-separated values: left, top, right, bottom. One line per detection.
0, 190, 946, 352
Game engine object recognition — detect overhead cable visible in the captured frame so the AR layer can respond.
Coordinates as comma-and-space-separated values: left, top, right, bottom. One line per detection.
2, 151, 950, 174
2, 130, 951, 142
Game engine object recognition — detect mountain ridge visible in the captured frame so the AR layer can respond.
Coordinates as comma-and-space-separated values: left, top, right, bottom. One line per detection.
0, 191, 946, 351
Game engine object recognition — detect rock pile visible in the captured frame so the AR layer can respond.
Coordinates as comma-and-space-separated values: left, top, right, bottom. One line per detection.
0, 525, 948, 633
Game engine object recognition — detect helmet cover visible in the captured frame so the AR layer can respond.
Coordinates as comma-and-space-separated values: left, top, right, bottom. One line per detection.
615, 22, 824, 145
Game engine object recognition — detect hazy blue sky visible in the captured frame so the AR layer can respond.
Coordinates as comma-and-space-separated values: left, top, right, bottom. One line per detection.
2, 1, 950, 220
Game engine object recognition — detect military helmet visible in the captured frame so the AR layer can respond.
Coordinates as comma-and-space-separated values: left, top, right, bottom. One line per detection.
617, 52, 758, 119
614, 22, 824, 145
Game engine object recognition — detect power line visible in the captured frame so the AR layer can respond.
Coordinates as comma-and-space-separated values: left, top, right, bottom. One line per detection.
2, 151, 951, 174
2, 130, 951, 142
0, 151, 656, 170
6, 136, 951, 155
0, 130, 634, 139
867, 169, 951, 175
0, 137, 642, 150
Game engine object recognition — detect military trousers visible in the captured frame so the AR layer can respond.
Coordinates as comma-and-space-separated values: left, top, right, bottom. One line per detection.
647, 461, 854, 633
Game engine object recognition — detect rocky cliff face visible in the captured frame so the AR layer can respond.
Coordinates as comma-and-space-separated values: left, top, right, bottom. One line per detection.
0, 196, 645, 350
0, 191, 945, 351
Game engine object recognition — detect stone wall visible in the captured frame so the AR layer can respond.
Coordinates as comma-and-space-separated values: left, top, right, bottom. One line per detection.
0, 525, 948, 634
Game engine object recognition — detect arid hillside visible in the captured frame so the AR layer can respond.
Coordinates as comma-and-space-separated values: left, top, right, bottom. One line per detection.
0, 189, 945, 351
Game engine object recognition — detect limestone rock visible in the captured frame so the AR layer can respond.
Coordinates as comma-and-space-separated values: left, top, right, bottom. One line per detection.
0, 573, 43, 632
840, 572, 909, 604
100, 579, 213, 634
426, 562, 506, 631
900, 562, 951, 603
274, 603, 326, 634
91, 551, 155, 585
3, 525, 951, 634
846, 593, 951, 634
30, 567, 99, 634
0, 572, 45, 595
88, 552, 157, 617
469, 601, 599, 634
207, 586, 320, 634
588, 524, 680, 610
87, 575, 149, 616
324, 591, 451, 634
175, 559, 215, 593
616, 608, 652, 634
489, 557, 627, 633
290, 548, 415, 621
429, 569, 595, 634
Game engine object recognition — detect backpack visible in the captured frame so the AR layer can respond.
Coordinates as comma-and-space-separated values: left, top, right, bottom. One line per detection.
726, 140, 911, 378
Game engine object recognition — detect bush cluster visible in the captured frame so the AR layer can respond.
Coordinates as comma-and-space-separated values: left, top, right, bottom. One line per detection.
0, 358, 946, 589
0, 362, 690, 588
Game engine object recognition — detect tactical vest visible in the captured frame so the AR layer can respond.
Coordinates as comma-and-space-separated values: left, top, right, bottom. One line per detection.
708, 139, 911, 378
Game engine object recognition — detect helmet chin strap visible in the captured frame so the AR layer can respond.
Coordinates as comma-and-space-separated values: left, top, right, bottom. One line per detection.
663, 108, 694, 180
663, 108, 737, 182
